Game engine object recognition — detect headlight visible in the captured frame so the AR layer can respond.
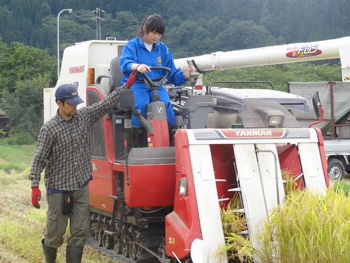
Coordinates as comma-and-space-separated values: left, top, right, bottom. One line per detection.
178, 177, 188, 196
268, 115, 283, 127
255, 106, 285, 127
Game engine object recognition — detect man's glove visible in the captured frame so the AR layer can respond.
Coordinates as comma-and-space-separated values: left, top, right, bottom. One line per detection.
31, 187, 41, 209
125, 71, 137, 88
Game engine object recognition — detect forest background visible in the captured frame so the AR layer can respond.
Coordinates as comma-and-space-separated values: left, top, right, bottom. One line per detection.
0, 0, 348, 141
0, 2, 349, 262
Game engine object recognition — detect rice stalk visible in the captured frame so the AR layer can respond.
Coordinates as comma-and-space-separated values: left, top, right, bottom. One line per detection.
258, 188, 350, 263
219, 195, 255, 262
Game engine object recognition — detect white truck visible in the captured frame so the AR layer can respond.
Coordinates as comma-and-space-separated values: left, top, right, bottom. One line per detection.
288, 81, 350, 181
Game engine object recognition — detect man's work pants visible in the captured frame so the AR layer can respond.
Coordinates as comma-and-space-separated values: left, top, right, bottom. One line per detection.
43, 185, 90, 249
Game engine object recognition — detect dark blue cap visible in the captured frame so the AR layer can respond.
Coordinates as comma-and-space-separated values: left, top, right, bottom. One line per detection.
55, 84, 84, 106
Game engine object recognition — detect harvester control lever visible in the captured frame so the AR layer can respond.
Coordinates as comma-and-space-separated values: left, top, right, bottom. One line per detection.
176, 90, 183, 104
189, 72, 200, 95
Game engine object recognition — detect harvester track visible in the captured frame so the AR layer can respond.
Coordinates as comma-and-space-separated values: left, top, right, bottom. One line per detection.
86, 230, 162, 263
87, 212, 167, 263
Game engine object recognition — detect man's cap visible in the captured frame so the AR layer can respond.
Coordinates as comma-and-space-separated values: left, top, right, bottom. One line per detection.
55, 84, 84, 106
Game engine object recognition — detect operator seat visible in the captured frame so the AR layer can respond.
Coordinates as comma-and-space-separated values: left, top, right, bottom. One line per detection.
110, 57, 124, 90
110, 57, 129, 112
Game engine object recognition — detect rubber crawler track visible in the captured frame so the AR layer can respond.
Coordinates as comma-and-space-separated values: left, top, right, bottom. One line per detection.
87, 211, 167, 263
86, 231, 161, 263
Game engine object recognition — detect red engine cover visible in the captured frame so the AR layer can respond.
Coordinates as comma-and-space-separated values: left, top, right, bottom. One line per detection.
124, 163, 176, 207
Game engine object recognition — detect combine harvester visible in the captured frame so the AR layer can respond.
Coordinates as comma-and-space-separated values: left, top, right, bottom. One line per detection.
42, 36, 350, 262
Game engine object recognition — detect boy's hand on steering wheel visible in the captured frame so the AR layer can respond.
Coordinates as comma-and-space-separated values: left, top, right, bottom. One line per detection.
136, 64, 151, 74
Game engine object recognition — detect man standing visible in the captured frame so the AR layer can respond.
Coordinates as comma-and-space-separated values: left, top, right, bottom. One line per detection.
29, 73, 135, 263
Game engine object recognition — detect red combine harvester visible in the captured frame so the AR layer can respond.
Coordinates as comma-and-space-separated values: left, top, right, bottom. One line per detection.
41, 36, 350, 262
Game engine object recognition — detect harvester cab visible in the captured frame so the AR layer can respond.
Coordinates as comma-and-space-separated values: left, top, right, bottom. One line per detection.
119, 67, 172, 148
138, 66, 172, 147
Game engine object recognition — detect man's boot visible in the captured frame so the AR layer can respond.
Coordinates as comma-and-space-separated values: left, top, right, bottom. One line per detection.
66, 246, 83, 263
41, 239, 57, 263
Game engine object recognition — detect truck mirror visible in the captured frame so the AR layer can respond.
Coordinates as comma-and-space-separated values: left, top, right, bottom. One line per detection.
312, 91, 321, 120
120, 89, 135, 111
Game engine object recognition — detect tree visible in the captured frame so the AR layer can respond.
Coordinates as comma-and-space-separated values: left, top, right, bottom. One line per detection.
110, 11, 140, 40
0, 41, 56, 95
214, 19, 277, 51
1, 77, 49, 140
0, 38, 10, 97
203, 63, 342, 91
164, 20, 200, 57
35, 2, 51, 25
0, 37, 9, 61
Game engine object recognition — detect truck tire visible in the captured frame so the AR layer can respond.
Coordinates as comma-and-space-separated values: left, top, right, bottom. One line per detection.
327, 159, 345, 182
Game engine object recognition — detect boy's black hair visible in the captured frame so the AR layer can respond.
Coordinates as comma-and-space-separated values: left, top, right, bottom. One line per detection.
139, 14, 165, 37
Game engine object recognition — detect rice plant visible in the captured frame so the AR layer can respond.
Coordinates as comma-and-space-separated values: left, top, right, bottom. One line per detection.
258, 188, 350, 263
219, 195, 255, 262
220, 170, 350, 263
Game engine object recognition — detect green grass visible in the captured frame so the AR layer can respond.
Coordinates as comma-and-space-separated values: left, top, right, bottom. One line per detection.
333, 180, 350, 196
0, 169, 121, 263
0, 142, 36, 171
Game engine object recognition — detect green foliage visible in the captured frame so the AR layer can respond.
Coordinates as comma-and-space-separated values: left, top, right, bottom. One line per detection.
215, 19, 278, 51
1, 77, 49, 141
0, 0, 350, 59
0, 39, 55, 143
0, 40, 56, 95
203, 62, 342, 91
333, 180, 350, 196
111, 11, 140, 40
1, 127, 36, 145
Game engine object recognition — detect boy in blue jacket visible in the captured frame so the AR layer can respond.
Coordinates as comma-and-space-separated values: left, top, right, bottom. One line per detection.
120, 14, 195, 127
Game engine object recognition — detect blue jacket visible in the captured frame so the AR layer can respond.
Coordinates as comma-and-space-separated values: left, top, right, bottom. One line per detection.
120, 37, 187, 87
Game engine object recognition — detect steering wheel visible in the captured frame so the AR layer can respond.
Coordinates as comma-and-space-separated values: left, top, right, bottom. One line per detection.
137, 66, 172, 91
